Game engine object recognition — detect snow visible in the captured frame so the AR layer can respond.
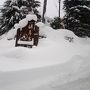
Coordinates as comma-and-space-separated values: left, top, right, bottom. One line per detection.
0, 23, 90, 90
14, 23, 20, 29
14, 14, 37, 30
12, 6, 20, 11
20, 6, 27, 10
26, 14, 37, 21
70, 5, 90, 11
7, 29, 16, 40
19, 18, 28, 29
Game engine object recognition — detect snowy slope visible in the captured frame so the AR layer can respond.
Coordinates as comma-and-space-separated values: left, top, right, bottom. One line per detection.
0, 23, 90, 90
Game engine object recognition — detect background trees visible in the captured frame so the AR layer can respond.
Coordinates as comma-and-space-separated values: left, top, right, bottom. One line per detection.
63, 0, 90, 37
0, 0, 41, 35
50, 17, 64, 29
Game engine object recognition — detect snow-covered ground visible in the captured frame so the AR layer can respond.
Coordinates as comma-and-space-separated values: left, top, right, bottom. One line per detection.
0, 23, 90, 90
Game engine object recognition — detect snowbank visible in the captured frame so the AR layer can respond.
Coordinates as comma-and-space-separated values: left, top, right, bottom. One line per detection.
0, 21, 90, 90
36, 22, 79, 43
6, 21, 79, 42
0, 23, 90, 71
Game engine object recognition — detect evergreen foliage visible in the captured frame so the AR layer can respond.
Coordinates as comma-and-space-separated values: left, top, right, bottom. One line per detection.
0, 0, 41, 35
63, 0, 86, 13
63, 0, 90, 37
50, 17, 63, 29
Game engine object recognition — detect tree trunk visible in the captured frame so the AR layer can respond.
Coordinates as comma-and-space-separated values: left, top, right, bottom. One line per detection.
42, 0, 47, 23
59, 0, 61, 18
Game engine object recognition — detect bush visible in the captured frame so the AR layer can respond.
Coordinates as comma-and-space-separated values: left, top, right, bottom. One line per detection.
50, 17, 64, 29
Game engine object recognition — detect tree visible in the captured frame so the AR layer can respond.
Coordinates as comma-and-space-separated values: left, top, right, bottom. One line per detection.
42, 0, 47, 23
59, 0, 61, 18
63, 0, 90, 37
50, 17, 64, 29
0, 0, 41, 35
63, 0, 87, 13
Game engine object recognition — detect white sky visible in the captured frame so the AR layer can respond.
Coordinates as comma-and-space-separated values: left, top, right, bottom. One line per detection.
38, 0, 65, 18
0, 0, 5, 5
0, 0, 65, 18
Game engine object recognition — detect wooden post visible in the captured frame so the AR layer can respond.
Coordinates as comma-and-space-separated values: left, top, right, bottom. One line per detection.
59, 0, 61, 18
42, 0, 47, 23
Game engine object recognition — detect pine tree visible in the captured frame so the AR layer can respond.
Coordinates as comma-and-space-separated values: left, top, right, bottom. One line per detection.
50, 17, 63, 29
0, 0, 41, 35
63, 0, 88, 13
63, 0, 90, 37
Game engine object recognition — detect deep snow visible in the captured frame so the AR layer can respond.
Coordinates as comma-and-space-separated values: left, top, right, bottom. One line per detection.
0, 23, 90, 90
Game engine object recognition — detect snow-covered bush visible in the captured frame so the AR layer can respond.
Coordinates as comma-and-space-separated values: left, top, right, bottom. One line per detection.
50, 17, 64, 29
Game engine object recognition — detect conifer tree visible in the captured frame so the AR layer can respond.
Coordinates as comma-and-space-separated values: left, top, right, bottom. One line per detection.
50, 17, 63, 29
63, 0, 90, 37
0, 0, 41, 35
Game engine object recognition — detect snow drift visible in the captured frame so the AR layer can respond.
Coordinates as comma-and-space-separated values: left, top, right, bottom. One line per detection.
0, 22, 90, 90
